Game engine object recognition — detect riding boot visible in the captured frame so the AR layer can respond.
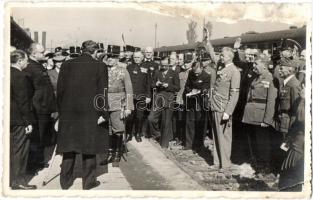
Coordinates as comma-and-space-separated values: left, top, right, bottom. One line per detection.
112, 134, 123, 167
100, 134, 116, 165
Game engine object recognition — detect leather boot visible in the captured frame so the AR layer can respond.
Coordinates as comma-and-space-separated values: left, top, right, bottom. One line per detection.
112, 134, 123, 167
135, 133, 142, 143
100, 134, 116, 165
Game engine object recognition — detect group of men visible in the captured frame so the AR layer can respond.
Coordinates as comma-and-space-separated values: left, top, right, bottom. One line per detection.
10, 32, 306, 191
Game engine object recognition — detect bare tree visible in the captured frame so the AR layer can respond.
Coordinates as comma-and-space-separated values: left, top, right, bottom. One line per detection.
204, 21, 213, 38
186, 20, 197, 44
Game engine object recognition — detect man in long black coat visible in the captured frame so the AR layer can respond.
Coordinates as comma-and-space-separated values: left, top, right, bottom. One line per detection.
24, 43, 57, 168
56, 40, 109, 190
10, 50, 37, 190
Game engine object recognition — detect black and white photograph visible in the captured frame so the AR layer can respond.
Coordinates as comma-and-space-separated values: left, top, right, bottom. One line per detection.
1, 1, 312, 198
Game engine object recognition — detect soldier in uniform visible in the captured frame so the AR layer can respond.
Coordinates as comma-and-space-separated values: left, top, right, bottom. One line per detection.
148, 57, 180, 148
24, 43, 57, 170
125, 45, 135, 65
275, 58, 301, 137
210, 47, 241, 170
105, 45, 134, 167
242, 55, 277, 172
126, 51, 151, 142
184, 61, 211, 153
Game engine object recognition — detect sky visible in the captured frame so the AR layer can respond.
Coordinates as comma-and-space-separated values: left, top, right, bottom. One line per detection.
10, 6, 306, 50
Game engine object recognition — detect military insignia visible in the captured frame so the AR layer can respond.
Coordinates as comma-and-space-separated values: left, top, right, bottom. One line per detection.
140, 68, 148, 73
261, 81, 270, 88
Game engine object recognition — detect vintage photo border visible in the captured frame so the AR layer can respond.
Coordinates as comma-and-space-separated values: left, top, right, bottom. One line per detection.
1, 1, 312, 198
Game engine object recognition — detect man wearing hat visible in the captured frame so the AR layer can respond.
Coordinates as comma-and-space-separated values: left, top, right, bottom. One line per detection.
56, 40, 109, 190
275, 58, 301, 137
104, 45, 134, 167
125, 45, 135, 65
47, 51, 66, 95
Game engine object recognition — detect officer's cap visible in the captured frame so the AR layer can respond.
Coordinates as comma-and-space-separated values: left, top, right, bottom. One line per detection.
107, 45, 120, 58
184, 52, 193, 63
279, 57, 299, 69
125, 45, 135, 52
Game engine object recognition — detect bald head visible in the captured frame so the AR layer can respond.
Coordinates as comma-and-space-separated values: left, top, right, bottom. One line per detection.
133, 51, 144, 64
144, 46, 154, 60
28, 43, 45, 61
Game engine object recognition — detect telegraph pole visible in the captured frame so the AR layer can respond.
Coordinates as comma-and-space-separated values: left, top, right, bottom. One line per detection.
154, 23, 157, 48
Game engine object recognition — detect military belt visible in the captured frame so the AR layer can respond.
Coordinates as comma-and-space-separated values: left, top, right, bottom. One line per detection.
248, 99, 267, 104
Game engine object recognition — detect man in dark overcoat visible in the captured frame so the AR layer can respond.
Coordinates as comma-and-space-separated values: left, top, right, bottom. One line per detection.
10, 50, 37, 190
56, 40, 109, 190
24, 43, 57, 168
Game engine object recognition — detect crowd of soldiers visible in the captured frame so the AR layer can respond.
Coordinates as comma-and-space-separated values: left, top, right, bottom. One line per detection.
10, 31, 306, 191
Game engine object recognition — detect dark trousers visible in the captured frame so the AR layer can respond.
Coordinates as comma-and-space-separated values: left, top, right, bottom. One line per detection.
60, 152, 96, 190
185, 109, 206, 150
148, 108, 173, 148
245, 124, 272, 164
172, 104, 186, 143
126, 100, 145, 136
10, 126, 30, 187
31, 114, 54, 164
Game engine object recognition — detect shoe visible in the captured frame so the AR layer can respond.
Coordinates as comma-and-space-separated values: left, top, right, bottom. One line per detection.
11, 184, 37, 190
83, 181, 100, 190
99, 152, 115, 165
126, 135, 132, 142
135, 135, 142, 143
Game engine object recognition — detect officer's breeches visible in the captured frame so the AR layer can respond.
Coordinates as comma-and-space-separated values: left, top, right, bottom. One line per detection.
211, 111, 232, 168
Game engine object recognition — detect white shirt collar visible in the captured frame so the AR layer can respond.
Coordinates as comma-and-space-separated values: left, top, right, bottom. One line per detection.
283, 75, 294, 86
225, 63, 233, 68
11, 65, 21, 71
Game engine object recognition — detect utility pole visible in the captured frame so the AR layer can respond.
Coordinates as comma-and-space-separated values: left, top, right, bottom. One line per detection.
154, 23, 157, 48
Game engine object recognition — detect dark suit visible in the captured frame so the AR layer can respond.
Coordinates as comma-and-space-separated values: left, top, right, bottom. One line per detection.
10, 67, 34, 187
148, 69, 180, 148
141, 59, 159, 137
126, 63, 151, 137
184, 70, 210, 151
24, 58, 57, 163
56, 53, 109, 189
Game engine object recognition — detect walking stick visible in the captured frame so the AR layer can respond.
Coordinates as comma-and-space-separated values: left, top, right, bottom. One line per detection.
42, 145, 60, 186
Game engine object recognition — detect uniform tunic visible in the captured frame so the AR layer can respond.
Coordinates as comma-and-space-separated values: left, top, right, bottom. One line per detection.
107, 63, 134, 133
242, 71, 277, 163
275, 75, 301, 134
210, 62, 240, 168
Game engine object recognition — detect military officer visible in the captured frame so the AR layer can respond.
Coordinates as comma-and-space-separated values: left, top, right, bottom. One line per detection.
242, 55, 277, 172
126, 51, 151, 142
105, 45, 134, 167
124, 45, 135, 65
148, 57, 180, 148
210, 47, 241, 170
184, 61, 211, 152
275, 58, 301, 136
